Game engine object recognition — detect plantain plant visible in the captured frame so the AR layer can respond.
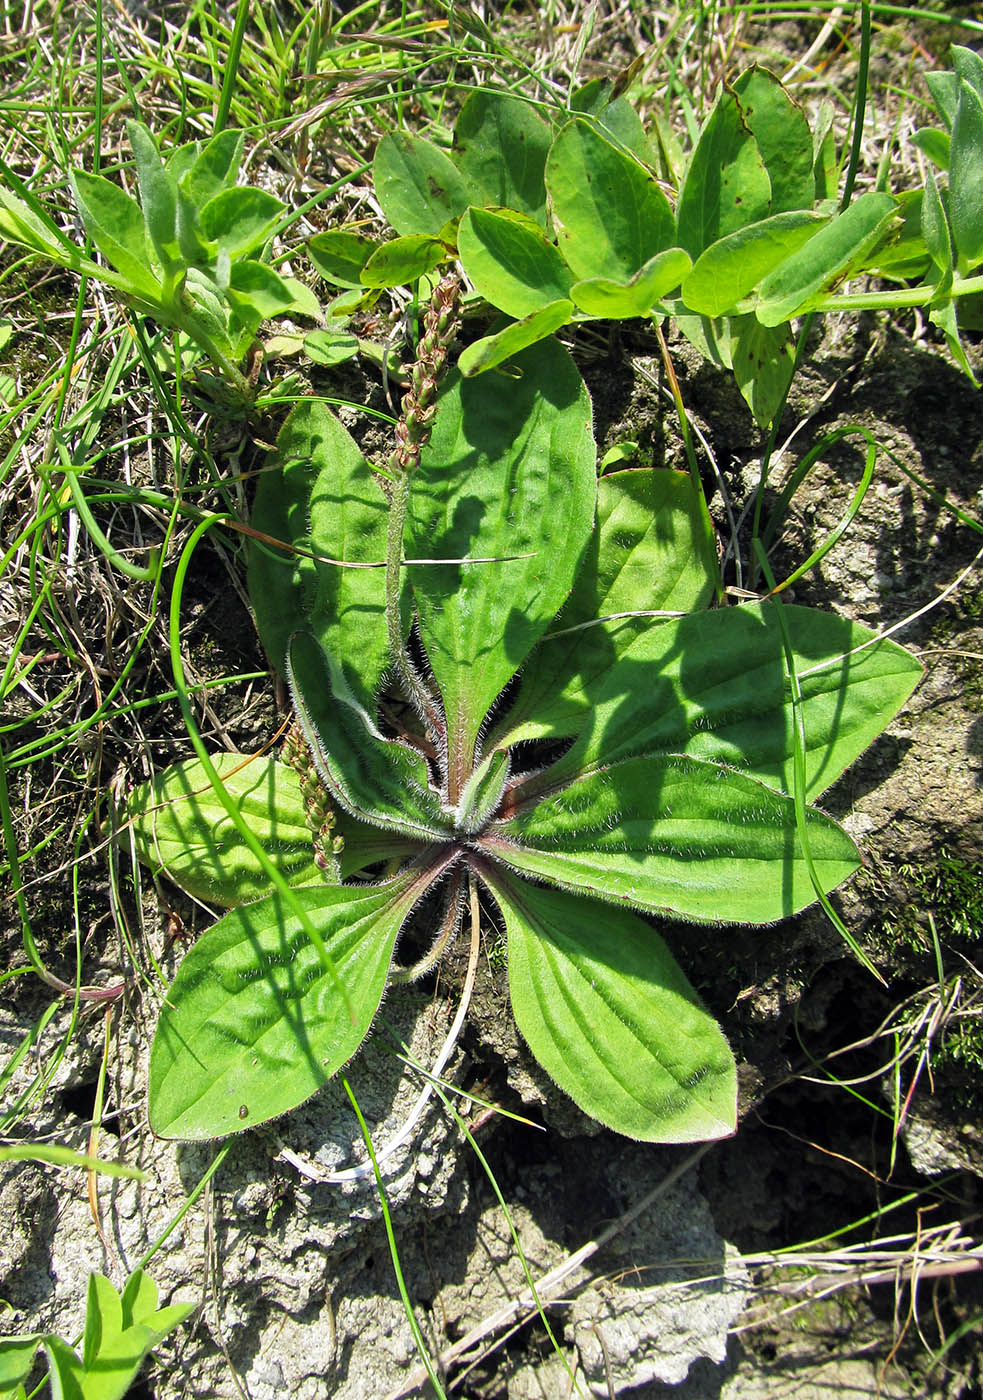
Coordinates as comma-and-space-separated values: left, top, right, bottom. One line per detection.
126, 313, 922, 1146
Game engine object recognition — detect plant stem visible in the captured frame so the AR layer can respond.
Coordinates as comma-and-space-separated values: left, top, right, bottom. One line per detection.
384, 274, 461, 725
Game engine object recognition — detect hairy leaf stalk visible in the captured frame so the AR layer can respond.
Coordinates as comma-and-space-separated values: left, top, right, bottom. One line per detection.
385, 275, 461, 721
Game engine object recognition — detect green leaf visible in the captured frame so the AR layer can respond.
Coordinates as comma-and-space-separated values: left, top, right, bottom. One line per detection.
953, 44, 983, 102
950, 79, 983, 270
248, 400, 396, 708
119, 1272, 158, 1330
126, 122, 179, 267
68, 171, 161, 300
675, 87, 772, 257
731, 68, 816, 214
360, 234, 447, 288
492, 468, 719, 746
82, 1275, 121, 1371
911, 126, 950, 171
288, 632, 450, 840
373, 132, 472, 236
570, 80, 655, 164
406, 338, 596, 789
452, 90, 552, 224
486, 754, 861, 924
921, 168, 953, 275
570, 247, 691, 318
308, 229, 377, 288
546, 119, 674, 280
303, 327, 360, 366
41, 1336, 84, 1400
531, 602, 923, 799
182, 128, 244, 205
681, 211, 827, 317
226, 259, 298, 328
458, 207, 573, 317
484, 869, 736, 1142
456, 300, 574, 375
926, 69, 960, 131
126, 753, 324, 906
731, 315, 796, 428
755, 191, 897, 326
198, 186, 284, 258
0, 1337, 42, 1393
148, 873, 426, 1139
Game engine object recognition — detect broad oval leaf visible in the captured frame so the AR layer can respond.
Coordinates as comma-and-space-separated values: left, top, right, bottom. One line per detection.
453, 90, 552, 224
308, 229, 377, 288
484, 867, 737, 1142
373, 131, 473, 236
675, 88, 772, 258
406, 337, 596, 795
127, 753, 323, 905
570, 247, 691, 318
731, 68, 816, 215
360, 233, 447, 289
484, 754, 861, 924
530, 601, 922, 800
148, 872, 427, 1139
198, 186, 284, 258
491, 467, 719, 747
755, 192, 898, 326
458, 206, 573, 318
546, 119, 674, 281
570, 80, 655, 164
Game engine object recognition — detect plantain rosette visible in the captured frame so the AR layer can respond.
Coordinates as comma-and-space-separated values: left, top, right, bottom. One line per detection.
128, 337, 922, 1144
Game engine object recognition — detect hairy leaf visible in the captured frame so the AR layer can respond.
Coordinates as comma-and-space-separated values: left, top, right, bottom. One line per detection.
405, 338, 595, 794
484, 867, 737, 1142
127, 753, 323, 905
485, 754, 861, 924
69, 171, 161, 300
148, 872, 430, 1139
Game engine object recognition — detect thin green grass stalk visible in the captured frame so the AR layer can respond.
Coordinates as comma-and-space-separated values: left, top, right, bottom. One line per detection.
753, 539, 885, 982
215, 0, 252, 133
761, 426, 878, 591
342, 1076, 449, 1400
168, 514, 349, 1004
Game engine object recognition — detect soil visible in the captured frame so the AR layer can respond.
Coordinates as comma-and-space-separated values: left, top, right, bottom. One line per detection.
3, 6, 983, 1400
